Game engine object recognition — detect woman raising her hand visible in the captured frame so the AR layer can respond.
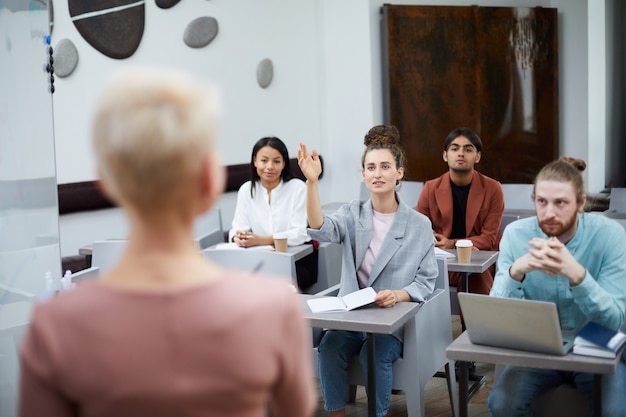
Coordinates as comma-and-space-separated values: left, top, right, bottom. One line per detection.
298, 125, 438, 417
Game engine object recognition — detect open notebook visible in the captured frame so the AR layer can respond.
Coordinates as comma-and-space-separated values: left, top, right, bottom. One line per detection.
458, 293, 575, 356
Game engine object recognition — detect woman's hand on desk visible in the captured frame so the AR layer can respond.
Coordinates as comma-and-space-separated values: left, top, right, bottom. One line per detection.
233, 231, 272, 248
375, 289, 409, 308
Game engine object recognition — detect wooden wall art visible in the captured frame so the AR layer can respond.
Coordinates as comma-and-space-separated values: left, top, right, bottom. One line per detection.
382, 5, 558, 183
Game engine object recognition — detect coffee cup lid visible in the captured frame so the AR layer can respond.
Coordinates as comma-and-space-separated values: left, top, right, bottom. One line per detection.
273, 232, 288, 239
455, 239, 473, 248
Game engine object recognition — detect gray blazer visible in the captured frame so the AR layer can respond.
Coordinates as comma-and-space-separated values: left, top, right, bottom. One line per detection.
308, 199, 437, 302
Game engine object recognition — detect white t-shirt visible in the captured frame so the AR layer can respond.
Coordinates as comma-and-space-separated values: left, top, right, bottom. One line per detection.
229, 179, 310, 246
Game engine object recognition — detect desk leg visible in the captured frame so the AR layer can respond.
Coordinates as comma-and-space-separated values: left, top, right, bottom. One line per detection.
593, 374, 602, 417
460, 272, 469, 331
459, 360, 469, 417
459, 272, 486, 399
366, 333, 377, 417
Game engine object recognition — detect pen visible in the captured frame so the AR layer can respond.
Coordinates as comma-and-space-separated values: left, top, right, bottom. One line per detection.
252, 261, 264, 273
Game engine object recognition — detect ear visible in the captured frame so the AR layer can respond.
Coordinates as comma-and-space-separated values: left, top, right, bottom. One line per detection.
578, 194, 587, 212
397, 167, 405, 181
442, 150, 448, 162
475, 151, 481, 163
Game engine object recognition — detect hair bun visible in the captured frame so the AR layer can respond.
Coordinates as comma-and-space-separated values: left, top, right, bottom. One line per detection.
364, 125, 400, 146
559, 156, 587, 172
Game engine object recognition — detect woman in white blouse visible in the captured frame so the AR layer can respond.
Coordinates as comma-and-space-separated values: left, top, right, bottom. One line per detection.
229, 136, 309, 247
229, 137, 317, 289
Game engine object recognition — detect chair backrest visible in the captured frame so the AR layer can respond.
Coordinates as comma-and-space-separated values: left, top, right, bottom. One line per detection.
193, 207, 224, 249
502, 183, 535, 210
70, 266, 100, 284
91, 239, 128, 275
304, 241, 342, 295
397, 181, 424, 208
359, 182, 369, 201
434, 256, 450, 292
608, 188, 626, 213
202, 248, 296, 283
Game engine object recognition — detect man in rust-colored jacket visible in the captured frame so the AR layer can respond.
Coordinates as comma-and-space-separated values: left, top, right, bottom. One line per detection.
417, 127, 504, 294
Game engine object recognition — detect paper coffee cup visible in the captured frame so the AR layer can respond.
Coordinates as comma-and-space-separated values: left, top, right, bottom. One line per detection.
273, 232, 288, 253
455, 239, 473, 263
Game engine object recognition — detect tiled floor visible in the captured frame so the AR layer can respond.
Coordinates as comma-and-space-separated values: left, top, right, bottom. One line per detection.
312, 316, 494, 417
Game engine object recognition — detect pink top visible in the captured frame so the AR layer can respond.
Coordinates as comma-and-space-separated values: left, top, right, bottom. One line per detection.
357, 210, 396, 288
19, 273, 315, 417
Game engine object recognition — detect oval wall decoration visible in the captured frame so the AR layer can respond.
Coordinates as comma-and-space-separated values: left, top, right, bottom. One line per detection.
183, 16, 218, 48
155, 0, 181, 9
256, 58, 273, 89
68, 0, 145, 59
54, 39, 79, 78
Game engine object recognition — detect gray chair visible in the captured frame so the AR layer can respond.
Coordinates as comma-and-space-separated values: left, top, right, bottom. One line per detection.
501, 183, 535, 211
202, 248, 296, 284
303, 241, 342, 295
606, 188, 626, 213
397, 181, 424, 208
91, 239, 128, 275
500, 183, 536, 235
312, 257, 458, 417
360, 182, 369, 202
70, 266, 100, 284
193, 207, 225, 249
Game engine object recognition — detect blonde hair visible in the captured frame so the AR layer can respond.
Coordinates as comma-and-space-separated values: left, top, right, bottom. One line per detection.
92, 68, 219, 212
533, 156, 587, 204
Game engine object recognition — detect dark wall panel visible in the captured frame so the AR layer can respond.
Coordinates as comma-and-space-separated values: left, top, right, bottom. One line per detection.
383, 5, 558, 183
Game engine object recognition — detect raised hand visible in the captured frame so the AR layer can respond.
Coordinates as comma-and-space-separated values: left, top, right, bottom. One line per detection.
297, 142, 322, 182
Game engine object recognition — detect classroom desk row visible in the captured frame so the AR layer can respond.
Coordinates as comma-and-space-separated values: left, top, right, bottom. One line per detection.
301, 250, 622, 417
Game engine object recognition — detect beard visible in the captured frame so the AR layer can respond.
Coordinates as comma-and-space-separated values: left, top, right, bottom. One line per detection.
538, 210, 578, 237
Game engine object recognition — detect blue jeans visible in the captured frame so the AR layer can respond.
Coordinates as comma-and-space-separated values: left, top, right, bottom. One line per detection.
488, 357, 626, 417
317, 330, 402, 417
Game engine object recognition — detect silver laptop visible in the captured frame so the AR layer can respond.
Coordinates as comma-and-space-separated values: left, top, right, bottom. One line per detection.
458, 293, 575, 356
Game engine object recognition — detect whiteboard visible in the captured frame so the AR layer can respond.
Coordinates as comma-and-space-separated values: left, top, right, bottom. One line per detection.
0, 1, 61, 416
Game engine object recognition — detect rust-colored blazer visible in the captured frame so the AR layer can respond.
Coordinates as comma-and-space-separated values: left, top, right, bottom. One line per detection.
416, 171, 504, 251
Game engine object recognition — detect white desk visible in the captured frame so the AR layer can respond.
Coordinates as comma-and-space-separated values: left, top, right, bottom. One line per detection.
447, 331, 622, 417
444, 249, 499, 284
300, 294, 420, 417
203, 244, 314, 284
205, 243, 313, 261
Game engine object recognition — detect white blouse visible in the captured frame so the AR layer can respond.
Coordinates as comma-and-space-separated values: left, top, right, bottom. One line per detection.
228, 179, 310, 246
